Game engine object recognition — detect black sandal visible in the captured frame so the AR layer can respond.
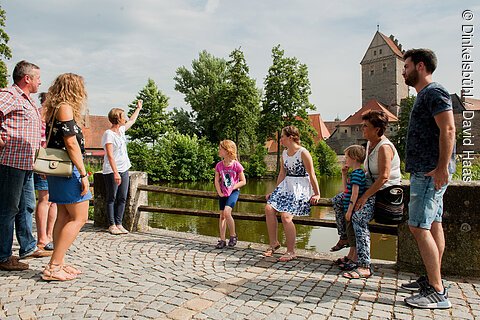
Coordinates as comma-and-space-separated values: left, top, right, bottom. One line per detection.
330, 240, 349, 252
333, 256, 349, 265
339, 260, 357, 271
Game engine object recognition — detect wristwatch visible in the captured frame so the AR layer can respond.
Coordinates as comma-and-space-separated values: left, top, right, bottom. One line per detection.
79, 173, 88, 178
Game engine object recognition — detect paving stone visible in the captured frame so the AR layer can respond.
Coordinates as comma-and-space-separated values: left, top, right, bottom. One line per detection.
4, 222, 479, 320
184, 298, 214, 311
167, 307, 197, 320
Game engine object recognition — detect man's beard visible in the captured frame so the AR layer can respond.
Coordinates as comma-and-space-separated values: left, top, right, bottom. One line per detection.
404, 69, 418, 87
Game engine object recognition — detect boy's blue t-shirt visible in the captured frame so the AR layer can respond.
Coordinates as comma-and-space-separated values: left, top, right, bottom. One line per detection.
342, 168, 366, 212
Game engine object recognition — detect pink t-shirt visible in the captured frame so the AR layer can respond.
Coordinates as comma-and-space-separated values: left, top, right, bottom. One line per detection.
215, 160, 244, 197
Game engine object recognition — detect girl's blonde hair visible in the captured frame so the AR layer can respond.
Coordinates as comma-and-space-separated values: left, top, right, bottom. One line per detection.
344, 145, 366, 163
220, 140, 237, 160
108, 108, 125, 125
44, 73, 87, 126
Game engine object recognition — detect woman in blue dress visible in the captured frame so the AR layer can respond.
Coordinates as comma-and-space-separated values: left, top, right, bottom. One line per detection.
264, 126, 321, 262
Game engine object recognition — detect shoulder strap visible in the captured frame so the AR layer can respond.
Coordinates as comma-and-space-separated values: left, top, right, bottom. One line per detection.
367, 153, 375, 183
45, 105, 62, 147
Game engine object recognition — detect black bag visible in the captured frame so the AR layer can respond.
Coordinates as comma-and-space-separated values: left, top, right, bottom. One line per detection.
373, 185, 405, 225
367, 150, 406, 225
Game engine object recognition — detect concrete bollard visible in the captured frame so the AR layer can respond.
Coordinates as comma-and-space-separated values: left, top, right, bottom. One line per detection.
93, 171, 149, 232
397, 181, 480, 277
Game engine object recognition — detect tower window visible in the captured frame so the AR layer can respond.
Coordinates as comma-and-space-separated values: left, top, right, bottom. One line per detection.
379, 49, 383, 54
383, 63, 387, 72
373, 50, 377, 56
370, 69, 374, 76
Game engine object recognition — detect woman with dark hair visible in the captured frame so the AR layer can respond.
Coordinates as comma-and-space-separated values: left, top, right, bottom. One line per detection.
340, 110, 401, 279
33, 92, 57, 251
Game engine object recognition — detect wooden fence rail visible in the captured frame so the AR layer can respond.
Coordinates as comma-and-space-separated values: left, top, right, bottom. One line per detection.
136, 185, 397, 235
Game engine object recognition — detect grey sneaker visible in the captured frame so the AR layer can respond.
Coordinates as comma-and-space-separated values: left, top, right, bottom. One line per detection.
405, 285, 452, 309
401, 275, 429, 291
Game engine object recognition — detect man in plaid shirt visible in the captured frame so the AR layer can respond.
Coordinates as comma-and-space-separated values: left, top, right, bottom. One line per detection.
0, 60, 51, 271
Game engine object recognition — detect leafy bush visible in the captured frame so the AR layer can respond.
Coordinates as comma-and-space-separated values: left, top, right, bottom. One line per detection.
128, 133, 216, 182
243, 144, 268, 178
313, 140, 340, 177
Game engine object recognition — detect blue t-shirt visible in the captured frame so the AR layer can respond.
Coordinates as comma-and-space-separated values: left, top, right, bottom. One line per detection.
342, 168, 366, 212
405, 82, 456, 174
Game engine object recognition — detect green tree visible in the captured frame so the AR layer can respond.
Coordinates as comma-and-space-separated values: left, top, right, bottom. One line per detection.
0, 6, 12, 88
313, 140, 340, 177
392, 95, 415, 161
174, 51, 228, 143
243, 143, 268, 178
126, 79, 171, 146
221, 48, 261, 156
260, 45, 316, 173
170, 107, 200, 137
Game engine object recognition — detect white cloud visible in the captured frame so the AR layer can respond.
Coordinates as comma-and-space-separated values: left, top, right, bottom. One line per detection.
3, 0, 480, 120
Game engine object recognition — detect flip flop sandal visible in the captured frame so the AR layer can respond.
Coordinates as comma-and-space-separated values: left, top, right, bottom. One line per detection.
330, 241, 350, 252
277, 252, 297, 262
263, 244, 281, 257
342, 267, 373, 279
334, 256, 349, 265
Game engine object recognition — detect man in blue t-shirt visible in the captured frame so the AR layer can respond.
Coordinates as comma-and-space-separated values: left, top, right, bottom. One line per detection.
401, 49, 456, 310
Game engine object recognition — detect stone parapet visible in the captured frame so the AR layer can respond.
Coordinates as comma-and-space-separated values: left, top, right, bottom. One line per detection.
397, 181, 480, 277
93, 171, 149, 232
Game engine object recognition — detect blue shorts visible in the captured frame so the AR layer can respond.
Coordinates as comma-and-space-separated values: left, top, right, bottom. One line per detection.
408, 172, 450, 229
219, 189, 240, 210
47, 166, 92, 205
34, 173, 49, 191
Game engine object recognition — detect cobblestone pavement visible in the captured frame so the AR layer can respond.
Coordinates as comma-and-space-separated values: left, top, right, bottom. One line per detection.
1, 222, 479, 320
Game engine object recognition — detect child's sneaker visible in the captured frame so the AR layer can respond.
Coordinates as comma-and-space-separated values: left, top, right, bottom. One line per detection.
228, 235, 238, 247
215, 240, 227, 249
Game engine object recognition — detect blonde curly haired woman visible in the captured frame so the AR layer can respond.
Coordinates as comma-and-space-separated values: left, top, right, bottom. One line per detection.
42, 73, 91, 281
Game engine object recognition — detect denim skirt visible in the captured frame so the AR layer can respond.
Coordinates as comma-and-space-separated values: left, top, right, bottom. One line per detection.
47, 166, 92, 204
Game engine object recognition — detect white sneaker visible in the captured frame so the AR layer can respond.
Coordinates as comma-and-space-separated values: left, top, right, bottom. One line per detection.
108, 225, 122, 235
116, 225, 129, 234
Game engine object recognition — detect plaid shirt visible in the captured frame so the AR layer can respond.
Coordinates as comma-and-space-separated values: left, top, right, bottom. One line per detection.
0, 85, 41, 170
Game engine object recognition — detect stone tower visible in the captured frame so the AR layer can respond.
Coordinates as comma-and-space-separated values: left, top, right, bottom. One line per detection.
360, 31, 409, 117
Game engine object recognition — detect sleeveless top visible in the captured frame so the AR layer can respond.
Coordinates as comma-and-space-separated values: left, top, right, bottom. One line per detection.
266, 147, 313, 216
364, 137, 401, 189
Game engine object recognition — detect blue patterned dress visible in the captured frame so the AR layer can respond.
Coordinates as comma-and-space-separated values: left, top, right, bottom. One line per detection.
267, 147, 313, 216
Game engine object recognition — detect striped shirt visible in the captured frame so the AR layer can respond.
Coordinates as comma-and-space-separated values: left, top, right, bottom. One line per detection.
342, 168, 366, 212
0, 85, 42, 170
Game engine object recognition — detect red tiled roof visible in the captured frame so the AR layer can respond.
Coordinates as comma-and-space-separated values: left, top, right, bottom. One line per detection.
340, 99, 398, 126
309, 113, 331, 141
379, 32, 404, 58
464, 97, 480, 111
83, 115, 111, 150
265, 113, 330, 153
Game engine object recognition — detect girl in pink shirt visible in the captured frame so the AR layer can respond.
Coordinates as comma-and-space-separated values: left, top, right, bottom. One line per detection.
214, 140, 246, 249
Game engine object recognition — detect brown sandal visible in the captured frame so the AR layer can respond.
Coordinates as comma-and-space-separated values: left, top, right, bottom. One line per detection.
63, 264, 82, 275
277, 252, 297, 262
42, 264, 77, 281
263, 244, 281, 257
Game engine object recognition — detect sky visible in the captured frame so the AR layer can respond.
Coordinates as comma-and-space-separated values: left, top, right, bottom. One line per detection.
3, 1, 480, 121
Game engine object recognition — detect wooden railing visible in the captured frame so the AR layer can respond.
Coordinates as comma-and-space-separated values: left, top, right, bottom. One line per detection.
136, 185, 397, 235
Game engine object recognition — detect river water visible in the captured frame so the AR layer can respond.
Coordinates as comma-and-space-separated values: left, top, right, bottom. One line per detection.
149, 177, 396, 261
